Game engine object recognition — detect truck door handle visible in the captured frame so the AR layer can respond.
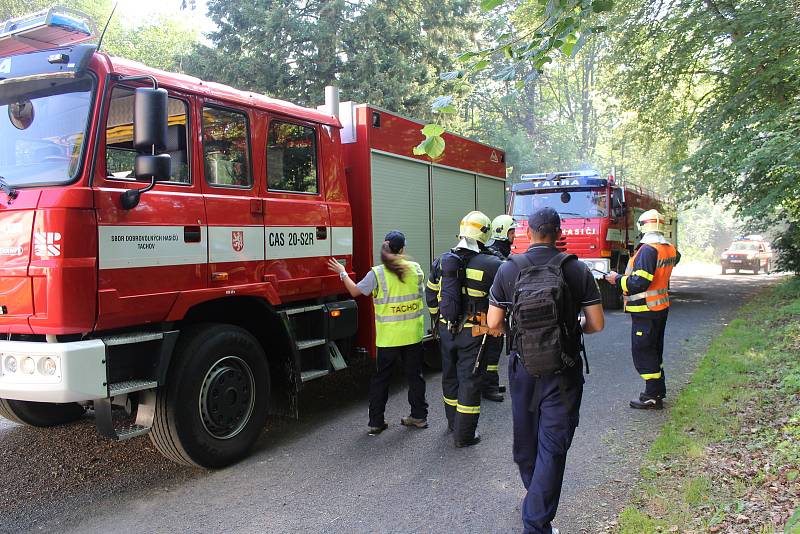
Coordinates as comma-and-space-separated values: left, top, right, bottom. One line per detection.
184, 225, 202, 243
316, 226, 328, 240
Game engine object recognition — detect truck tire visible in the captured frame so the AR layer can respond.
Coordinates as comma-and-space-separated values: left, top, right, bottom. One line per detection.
0, 399, 85, 427
149, 324, 270, 468
764, 261, 771, 275
600, 280, 623, 310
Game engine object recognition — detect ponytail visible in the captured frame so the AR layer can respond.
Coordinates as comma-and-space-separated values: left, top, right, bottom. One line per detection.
381, 241, 408, 282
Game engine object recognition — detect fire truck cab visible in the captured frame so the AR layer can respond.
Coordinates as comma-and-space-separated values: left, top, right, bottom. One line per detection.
509, 171, 677, 309
0, 10, 506, 467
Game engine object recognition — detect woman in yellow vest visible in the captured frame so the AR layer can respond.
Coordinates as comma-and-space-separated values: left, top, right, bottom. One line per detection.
327, 230, 427, 435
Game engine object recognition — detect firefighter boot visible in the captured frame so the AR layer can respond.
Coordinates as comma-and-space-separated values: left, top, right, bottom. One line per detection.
629, 393, 663, 410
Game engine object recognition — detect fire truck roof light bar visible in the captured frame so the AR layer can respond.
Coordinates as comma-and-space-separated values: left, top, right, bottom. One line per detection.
520, 170, 601, 181
0, 7, 97, 56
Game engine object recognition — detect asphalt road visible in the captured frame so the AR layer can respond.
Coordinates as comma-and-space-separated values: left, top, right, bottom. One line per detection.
0, 268, 778, 534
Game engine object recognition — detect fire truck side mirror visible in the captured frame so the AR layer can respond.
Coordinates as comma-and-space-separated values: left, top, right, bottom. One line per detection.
134, 87, 168, 153
122, 88, 172, 210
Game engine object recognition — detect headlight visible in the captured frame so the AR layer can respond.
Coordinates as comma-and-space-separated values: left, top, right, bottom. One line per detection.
21, 357, 36, 375
39, 357, 58, 376
3, 355, 17, 374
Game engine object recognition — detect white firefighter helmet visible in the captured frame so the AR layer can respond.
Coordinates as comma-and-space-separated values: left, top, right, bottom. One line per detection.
459, 211, 492, 244
637, 209, 666, 234
491, 214, 515, 241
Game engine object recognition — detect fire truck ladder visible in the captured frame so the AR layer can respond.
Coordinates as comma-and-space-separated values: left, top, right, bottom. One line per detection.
281, 305, 348, 383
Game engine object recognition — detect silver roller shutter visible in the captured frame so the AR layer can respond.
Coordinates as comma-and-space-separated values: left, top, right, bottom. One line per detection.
370, 153, 433, 332
476, 176, 507, 221
431, 167, 476, 258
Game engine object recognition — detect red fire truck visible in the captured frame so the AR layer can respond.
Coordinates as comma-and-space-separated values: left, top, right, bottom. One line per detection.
0, 10, 506, 467
509, 171, 677, 308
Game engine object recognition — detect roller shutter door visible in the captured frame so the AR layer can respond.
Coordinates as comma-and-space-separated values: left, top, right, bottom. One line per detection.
476, 176, 506, 221
431, 167, 476, 258
370, 153, 432, 275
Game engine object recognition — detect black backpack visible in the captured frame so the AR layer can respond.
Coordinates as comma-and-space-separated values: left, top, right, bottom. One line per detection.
510, 252, 582, 377
436, 249, 477, 324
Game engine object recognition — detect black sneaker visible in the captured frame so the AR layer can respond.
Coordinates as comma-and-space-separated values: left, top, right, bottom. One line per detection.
454, 432, 481, 448
629, 394, 663, 410
368, 422, 388, 435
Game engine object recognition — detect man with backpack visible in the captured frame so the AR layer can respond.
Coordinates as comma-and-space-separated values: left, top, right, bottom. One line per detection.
487, 207, 605, 534
426, 211, 504, 447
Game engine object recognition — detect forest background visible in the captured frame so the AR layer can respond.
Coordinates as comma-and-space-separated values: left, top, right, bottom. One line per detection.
3, 0, 797, 266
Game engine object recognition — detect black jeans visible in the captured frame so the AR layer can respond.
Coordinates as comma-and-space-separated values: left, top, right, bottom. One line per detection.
368, 342, 428, 427
631, 313, 669, 398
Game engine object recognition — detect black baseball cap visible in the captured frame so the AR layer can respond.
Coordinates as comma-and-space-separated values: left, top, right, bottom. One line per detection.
528, 207, 561, 231
384, 230, 406, 253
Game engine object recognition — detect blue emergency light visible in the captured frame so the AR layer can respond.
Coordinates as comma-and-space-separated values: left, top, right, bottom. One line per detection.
0, 7, 96, 57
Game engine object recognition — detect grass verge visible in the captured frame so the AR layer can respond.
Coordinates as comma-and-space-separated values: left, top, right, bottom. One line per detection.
616, 277, 800, 534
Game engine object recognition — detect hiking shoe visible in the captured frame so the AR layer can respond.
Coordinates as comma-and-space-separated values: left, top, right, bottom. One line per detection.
367, 422, 388, 435
629, 394, 663, 410
400, 416, 428, 429
454, 432, 481, 448
483, 391, 504, 402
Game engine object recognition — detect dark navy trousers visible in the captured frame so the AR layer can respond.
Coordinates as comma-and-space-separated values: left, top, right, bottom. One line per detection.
509, 353, 583, 534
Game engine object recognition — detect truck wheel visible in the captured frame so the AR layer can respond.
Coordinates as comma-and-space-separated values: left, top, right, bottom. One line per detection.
600, 280, 623, 310
149, 324, 270, 468
735, 269, 740, 274
765, 261, 771, 274
0, 399, 85, 427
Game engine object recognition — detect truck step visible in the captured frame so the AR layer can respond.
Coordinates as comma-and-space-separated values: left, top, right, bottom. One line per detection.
329, 342, 347, 371
102, 332, 164, 347
109, 380, 158, 397
300, 369, 330, 382
284, 305, 325, 316
297, 339, 327, 350
114, 423, 151, 441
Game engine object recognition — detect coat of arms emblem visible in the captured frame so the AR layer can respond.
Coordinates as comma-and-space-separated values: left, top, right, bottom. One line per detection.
231, 231, 244, 252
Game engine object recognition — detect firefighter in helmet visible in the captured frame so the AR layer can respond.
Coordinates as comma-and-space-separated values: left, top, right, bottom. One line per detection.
425, 211, 504, 446
605, 209, 680, 409
487, 214, 516, 260
480, 214, 516, 402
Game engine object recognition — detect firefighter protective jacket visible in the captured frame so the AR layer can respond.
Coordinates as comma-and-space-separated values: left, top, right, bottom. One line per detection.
620, 243, 680, 316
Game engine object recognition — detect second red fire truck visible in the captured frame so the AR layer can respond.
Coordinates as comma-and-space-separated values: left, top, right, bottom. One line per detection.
509, 170, 677, 308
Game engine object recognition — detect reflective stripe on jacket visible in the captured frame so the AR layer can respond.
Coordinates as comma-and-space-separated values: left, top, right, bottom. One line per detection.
622, 243, 678, 314
372, 261, 425, 347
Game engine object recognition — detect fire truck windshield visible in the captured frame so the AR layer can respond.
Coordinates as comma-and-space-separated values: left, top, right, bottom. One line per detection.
0, 75, 94, 188
513, 188, 608, 219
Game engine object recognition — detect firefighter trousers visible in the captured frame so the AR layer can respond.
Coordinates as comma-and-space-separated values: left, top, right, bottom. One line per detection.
509, 353, 582, 534
368, 342, 428, 427
631, 313, 668, 398
438, 324, 482, 442
482, 334, 504, 394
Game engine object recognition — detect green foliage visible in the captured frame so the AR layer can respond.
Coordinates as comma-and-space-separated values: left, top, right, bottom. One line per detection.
774, 223, 800, 273
613, 0, 800, 247
185, 0, 479, 117
676, 198, 742, 263
416, 0, 611, 159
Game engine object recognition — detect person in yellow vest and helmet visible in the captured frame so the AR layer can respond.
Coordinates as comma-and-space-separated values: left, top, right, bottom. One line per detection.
605, 209, 680, 409
328, 231, 428, 435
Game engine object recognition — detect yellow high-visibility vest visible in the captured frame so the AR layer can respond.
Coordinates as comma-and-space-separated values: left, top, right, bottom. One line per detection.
372, 261, 425, 348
